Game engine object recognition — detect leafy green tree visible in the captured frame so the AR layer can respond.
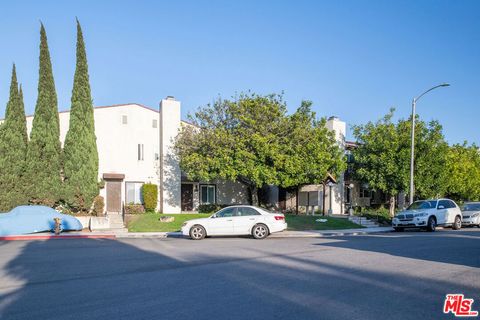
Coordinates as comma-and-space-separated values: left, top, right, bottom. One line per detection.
277, 100, 346, 190
352, 109, 405, 216
0, 65, 28, 211
352, 109, 449, 216
446, 143, 480, 201
25, 24, 62, 206
63, 20, 99, 211
397, 118, 449, 199
175, 93, 345, 205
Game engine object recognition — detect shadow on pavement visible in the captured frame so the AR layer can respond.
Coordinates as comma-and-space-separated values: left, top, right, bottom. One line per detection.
314, 230, 480, 268
0, 235, 478, 320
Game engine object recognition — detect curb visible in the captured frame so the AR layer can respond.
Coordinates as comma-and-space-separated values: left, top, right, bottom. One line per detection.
0, 234, 116, 241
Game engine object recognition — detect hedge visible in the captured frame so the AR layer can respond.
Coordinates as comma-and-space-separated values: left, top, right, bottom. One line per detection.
142, 183, 158, 212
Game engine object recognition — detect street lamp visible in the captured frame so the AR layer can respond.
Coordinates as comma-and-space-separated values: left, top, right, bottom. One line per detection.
347, 183, 354, 216
327, 181, 335, 215
409, 83, 450, 204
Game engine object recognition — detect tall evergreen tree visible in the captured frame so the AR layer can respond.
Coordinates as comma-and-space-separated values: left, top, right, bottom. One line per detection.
63, 19, 99, 211
25, 24, 62, 206
0, 65, 28, 211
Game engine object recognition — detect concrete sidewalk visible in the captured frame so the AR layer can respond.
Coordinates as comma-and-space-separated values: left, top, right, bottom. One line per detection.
0, 227, 393, 241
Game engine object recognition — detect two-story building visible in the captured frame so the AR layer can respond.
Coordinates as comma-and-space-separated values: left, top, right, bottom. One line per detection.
13, 97, 354, 215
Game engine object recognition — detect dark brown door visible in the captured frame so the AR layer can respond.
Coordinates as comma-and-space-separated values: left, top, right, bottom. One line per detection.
181, 184, 194, 211
106, 181, 122, 212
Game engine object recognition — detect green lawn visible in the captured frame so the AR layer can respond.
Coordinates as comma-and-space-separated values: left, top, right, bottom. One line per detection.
127, 213, 363, 232
285, 215, 364, 231
127, 213, 211, 232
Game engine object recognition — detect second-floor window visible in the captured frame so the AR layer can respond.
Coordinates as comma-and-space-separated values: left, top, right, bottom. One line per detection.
138, 144, 144, 161
122, 115, 128, 124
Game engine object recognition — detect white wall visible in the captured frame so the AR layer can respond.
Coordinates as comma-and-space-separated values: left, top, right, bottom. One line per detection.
159, 98, 181, 213
26, 104, 162, 212
326, 116, 346, 214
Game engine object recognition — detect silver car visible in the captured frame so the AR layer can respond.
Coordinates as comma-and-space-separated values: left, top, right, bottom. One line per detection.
462, 202, 480, 227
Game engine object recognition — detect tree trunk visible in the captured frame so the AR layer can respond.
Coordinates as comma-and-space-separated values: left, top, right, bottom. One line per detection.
249, 185, 259, 206
389, 195, 396, 217
295, 187, 299, 215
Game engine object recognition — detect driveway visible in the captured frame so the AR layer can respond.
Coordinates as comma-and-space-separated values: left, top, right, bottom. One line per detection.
0, 229, 479, 320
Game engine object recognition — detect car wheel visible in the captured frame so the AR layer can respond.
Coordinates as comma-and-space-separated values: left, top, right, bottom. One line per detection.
393, 227, 404, 232
452, 216, 462, 230
252, 224, 269, 239
426, 216, 436, 232
189, 225, 206, 240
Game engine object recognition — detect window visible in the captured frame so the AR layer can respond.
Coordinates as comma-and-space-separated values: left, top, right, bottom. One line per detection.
152, 119, 158, 128
200, 185, 215, 204
359, 187, 371, 198
126, 182, 143, 204
237, 207, 260, 216
446, 200, 456, 208
154, 145, 159, 161
122, 115, 128, 124
216, 207, 236, 218
438, 200, 449, 209
138, 144, 144, 161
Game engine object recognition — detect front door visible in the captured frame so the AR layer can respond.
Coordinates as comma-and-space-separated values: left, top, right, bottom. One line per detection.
181, 184, 194, 211
106, 181, 122, 212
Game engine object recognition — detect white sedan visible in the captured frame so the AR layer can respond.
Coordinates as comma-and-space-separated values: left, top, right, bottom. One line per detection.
181, 205, 288, 240
462, 202, 480, 227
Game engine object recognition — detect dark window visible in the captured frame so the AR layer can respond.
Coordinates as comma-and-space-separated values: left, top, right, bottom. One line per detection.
438, 200, 449, 209
216, 207, 236, 218
446, 200, 456, 208
237, 207, 260, 216
137, 144, 144, 161
200, 185, 215, 204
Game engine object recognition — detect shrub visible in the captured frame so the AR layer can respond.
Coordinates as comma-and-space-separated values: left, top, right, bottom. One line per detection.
142, 183, 158, 212
198, 204, 228, 213
93, 195, 105, 216
125, 203, 145, 214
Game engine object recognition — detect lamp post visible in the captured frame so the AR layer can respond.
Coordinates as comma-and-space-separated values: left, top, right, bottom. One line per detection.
327, 181, 335, 215
409, 83, 450, 204
347, 183, 354, 216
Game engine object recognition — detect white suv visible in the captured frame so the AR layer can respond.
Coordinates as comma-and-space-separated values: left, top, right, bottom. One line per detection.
392, 199, 462, 232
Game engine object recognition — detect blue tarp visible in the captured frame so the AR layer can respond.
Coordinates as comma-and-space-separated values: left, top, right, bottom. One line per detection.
0, 206, 83, 236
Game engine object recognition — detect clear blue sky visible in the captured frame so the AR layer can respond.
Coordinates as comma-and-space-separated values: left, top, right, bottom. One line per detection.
0, 0, 478, 144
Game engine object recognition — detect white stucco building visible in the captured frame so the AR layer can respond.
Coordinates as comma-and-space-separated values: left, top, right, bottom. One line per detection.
6, 98, 349, 215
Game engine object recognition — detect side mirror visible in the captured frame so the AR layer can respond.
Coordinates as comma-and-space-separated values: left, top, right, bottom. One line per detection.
211, 215, 216, 219
438, 205, 445, 210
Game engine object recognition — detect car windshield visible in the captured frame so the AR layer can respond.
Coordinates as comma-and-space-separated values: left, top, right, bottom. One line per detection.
407, 200, 437, 210
463, 203, 480, 211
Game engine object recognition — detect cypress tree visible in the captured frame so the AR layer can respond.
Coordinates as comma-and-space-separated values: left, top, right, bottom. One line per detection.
0, 65, 28, 211
63, 19, 99, 211
25, 24, 62, 206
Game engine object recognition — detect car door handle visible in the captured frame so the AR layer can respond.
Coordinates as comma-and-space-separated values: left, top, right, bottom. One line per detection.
249, 218, 255, 220
227, 219, 233, 221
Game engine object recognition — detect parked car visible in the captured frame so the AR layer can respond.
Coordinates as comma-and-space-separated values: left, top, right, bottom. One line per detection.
181, 205, 287, 240
0, 206, 83, 236
392, 199, 462, 232
461, 202, 480, 227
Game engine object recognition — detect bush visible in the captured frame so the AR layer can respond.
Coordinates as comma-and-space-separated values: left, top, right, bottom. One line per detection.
142, 183, 158, 212
125, 203, 145, 214
198, 204, 228, 213
93, 195, 105, 216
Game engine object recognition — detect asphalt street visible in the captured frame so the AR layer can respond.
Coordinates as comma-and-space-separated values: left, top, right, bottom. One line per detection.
0, 229, 479, 320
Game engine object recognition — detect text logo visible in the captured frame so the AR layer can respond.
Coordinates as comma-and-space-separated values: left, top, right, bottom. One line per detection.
443, 294, 478, 317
